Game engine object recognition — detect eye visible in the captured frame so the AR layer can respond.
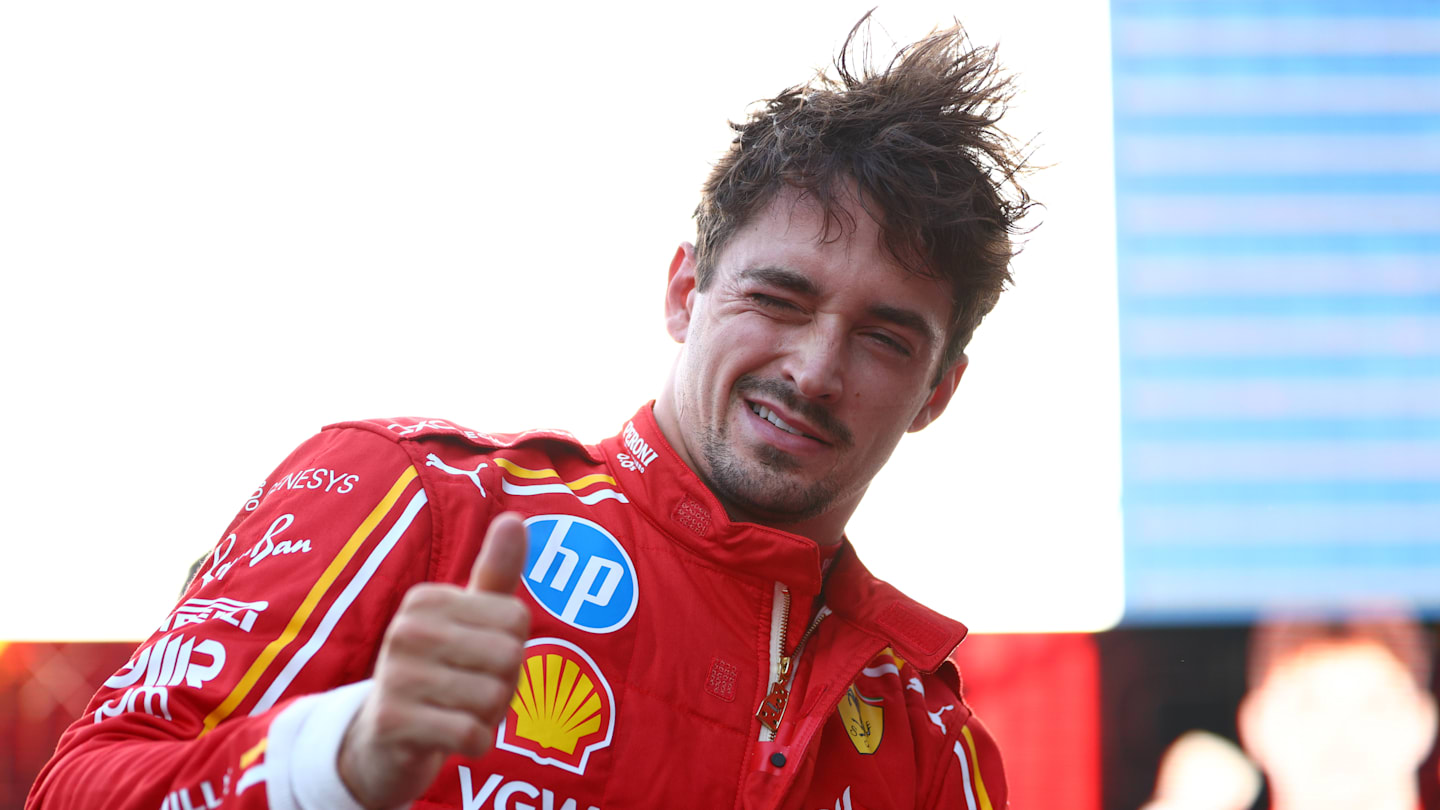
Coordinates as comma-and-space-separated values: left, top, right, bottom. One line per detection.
750, 293, 799, 311
866, 331, 912, 357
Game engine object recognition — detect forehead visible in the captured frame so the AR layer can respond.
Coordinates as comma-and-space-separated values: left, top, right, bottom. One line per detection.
716, 189, 953, 317
1269, 640, 1420, 691
724, 187, 882, 263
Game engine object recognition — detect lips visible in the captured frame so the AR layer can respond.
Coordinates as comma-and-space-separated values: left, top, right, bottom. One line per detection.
732, 375, 852, 450
746, 399, 827, 444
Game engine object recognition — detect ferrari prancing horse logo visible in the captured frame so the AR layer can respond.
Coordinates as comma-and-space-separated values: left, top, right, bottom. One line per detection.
838, 682, 884, 754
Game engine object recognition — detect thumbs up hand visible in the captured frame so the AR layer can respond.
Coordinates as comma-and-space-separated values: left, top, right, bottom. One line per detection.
467, 512, 529, 596
339, 513, 532, 809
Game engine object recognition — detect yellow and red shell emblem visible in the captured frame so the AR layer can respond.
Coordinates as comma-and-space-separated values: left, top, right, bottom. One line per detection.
496, 637, 615, 774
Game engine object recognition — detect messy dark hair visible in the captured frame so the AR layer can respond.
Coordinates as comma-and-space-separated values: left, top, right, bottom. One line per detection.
694, 12, 1035, 380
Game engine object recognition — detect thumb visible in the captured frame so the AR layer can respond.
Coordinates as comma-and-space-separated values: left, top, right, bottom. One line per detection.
468, 512, 529, 594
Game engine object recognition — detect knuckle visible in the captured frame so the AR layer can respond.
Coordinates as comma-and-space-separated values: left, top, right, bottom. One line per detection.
387, 612, 419, 638
481, 674, 517, 711
378, 659, 423, 696
459, 719, 493, 757
464, 716, 490, 742
390, 615, 452, 653
498, 598, 531, 636
401, 582, 455, 612
491, 635, 526, 673
371, 703, 407, 738
385, 615, 428, 649
399, 583, 434, 610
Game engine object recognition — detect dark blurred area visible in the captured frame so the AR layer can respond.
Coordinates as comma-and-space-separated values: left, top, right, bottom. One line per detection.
1102, 622, 1440, 810
1101, 627, 1253, 810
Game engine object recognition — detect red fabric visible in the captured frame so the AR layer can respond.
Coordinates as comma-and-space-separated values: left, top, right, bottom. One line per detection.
953, 633, 1101, 810
28, 405, 1007, 809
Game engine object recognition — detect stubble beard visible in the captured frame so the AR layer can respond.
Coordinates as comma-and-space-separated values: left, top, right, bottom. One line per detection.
698, 419, 839, 524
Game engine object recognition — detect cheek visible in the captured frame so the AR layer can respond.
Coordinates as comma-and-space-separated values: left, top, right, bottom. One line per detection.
681, 338, 750, 406
850, 366, 932, 412
707, 323, 778, 369
876, 387, 937, 437
846, 399, 914, 445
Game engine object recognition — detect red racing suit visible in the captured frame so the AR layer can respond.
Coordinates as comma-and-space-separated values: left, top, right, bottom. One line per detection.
28, 404, 1007, 810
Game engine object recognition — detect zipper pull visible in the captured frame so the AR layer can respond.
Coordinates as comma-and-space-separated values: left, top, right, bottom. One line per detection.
756, 605, 832, 737
756, 677, 790, 733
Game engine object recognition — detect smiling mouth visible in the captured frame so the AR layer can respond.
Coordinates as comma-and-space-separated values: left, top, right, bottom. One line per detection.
748, 401, 820, 441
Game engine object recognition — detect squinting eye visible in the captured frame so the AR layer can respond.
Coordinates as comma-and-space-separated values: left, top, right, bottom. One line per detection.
869, 333, 911, 356
751, 294, 797, 310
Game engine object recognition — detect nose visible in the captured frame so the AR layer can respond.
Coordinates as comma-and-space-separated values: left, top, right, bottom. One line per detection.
784, 322, 845, 402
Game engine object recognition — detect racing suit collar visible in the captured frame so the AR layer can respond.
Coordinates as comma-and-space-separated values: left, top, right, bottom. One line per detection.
824, 546, 968, 673
602, 402, 827, 599
602, 404, 968, 670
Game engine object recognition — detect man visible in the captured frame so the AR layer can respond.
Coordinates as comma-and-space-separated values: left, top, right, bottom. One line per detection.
1140, 615, 1437, 810
1238, 616, 1437, 810
29, 17, 1030, 810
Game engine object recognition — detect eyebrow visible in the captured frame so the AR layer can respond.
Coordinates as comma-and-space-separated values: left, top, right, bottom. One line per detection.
738, 265, 939, 346
738, 266, 819, 296
866, 303, 939, 346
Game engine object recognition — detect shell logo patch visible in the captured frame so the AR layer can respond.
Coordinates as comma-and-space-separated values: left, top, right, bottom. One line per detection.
496, 637, 615, 774
839, 682, 884, 755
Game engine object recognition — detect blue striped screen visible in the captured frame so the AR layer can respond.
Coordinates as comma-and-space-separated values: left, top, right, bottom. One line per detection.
1112, 0, 1440, 622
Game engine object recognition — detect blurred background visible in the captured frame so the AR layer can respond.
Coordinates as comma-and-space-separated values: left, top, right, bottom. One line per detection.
2, 0, 1437, 807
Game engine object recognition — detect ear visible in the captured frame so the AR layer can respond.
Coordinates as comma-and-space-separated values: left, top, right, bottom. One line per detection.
907, 353, 968, 433
665, 242, 699, 343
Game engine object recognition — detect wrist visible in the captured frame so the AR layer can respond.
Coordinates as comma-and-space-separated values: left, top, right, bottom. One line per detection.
266, 679, 381, 810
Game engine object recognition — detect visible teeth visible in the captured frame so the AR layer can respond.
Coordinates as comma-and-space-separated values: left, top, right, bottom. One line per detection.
750, 403, 803, 436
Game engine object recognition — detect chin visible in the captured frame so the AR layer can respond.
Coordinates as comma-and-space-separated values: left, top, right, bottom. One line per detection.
701, 442, 839, 523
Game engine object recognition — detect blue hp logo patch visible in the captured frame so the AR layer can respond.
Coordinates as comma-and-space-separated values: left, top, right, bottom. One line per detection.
521, 515, 637, 634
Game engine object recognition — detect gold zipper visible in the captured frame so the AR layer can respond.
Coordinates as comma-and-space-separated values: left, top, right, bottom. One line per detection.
756, 586, 828, 735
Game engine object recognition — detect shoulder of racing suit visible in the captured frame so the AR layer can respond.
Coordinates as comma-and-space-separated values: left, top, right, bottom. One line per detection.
327, 416, 600, 461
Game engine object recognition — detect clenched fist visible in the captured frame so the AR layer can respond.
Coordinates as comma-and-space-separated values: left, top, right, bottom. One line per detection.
338, 512, 531, 809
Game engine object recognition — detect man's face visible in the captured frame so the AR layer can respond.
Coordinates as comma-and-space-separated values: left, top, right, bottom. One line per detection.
1241, 641, 1438, 793
660, 187, 966, 531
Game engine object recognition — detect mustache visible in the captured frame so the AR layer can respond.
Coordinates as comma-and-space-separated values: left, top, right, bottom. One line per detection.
736, 375, 853, 448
